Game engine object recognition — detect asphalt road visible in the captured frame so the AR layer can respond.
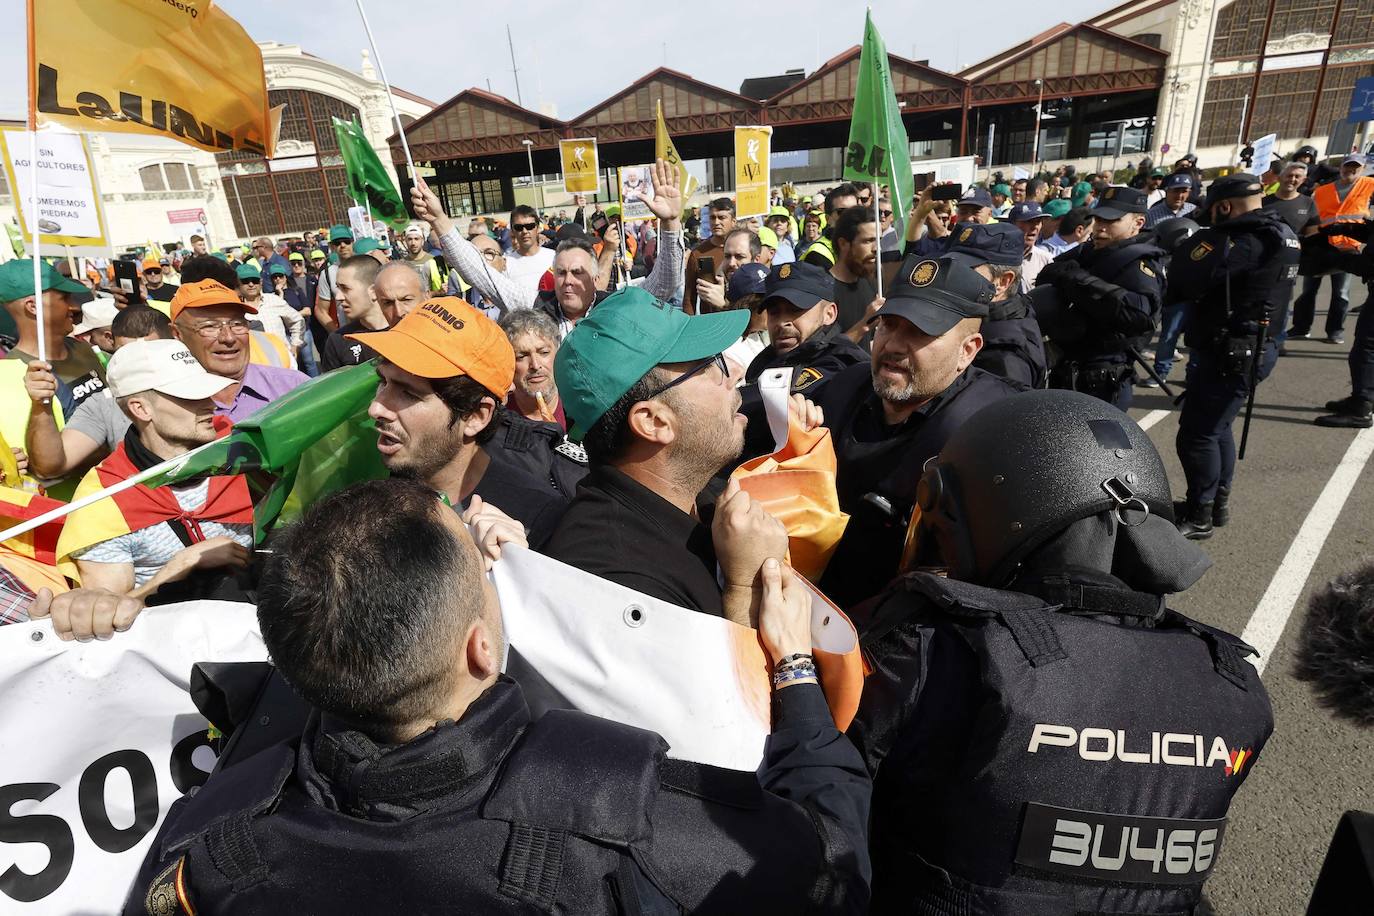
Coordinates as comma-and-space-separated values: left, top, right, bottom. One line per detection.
1124, 283, 1372, 915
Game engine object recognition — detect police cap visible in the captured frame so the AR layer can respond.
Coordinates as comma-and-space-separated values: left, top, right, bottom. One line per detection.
872, 256, 992, 336
1204, 173, 1264, 208
945, 222, 1024, 267
759, 261, 833, 312
1092, 186, 1149, 220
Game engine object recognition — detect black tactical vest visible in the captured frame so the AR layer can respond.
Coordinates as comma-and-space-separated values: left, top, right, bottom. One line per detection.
1170, 210, 1300, 343
863, 573, 1274, 916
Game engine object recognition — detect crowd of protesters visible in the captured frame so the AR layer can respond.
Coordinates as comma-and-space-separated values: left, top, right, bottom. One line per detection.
1, 139, 1372, 913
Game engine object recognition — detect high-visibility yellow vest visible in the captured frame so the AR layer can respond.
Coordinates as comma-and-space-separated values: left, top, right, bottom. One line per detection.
248, 330, 290, 368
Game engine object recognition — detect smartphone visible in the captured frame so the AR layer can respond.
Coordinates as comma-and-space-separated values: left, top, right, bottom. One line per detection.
932, 183, 965, 202
697, 256, 716, 278
913, 172, 936, 192
113, 259, 144, 305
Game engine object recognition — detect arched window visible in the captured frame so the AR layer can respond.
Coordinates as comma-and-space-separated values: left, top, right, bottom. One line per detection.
139, 162, 203, 192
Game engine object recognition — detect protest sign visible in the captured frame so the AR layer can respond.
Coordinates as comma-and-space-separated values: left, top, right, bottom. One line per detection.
30, 0, 277, 157
0, 127, 110, 255
560, 138, 599, 193
734, 126, 773, 218
1250, 133, 1277, 172
617, 164, 657, 221
0, 603, 267, 911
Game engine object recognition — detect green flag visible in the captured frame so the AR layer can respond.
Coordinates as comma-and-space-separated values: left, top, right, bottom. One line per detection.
332, 116, 411, 231
145, 361, 387, 541
843, 12, 914, 224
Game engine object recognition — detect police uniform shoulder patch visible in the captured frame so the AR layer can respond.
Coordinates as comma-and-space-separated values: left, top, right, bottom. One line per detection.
1190, 241, 1214, 261
793, 367, 824, 391
959, 227, 973, 243
779, 264, 792, 279
145, 855, 195, 916
911, 260, 938, 286
1139, 262, 1156, 277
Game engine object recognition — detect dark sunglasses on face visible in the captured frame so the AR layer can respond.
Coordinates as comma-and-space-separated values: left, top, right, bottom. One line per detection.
512, 222, 539, 232
879, 210, 893, 218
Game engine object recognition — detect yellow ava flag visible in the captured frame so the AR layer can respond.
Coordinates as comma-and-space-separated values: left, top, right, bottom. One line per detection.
655, 99, 698, 199
28, 0, 277, 157
734, 126, 772, 218
559, 138, 599, 193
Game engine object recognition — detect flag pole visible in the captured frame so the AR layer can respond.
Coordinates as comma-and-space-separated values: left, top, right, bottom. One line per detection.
25, 0, 45, 363
354, 0, 416, 181
873, 182, 883, 299
0, 438, 220, 544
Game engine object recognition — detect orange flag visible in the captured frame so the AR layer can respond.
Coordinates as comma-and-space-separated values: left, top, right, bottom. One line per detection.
28, 0, 278, 156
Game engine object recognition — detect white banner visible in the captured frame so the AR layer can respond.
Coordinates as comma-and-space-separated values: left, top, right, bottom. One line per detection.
0, 603, 266, 912
0, 126, 111, 256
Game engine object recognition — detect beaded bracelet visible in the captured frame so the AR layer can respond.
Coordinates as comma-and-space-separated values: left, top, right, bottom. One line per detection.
775, 653, 814, 670
773, 662, 819, 688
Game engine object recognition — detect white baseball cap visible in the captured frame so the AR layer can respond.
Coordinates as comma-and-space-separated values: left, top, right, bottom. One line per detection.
106, 339, 235, 400
404, 224, 426, 238
71, 298, 119, 335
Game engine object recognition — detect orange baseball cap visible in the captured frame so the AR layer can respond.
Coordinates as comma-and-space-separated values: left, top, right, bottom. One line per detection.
351, 297, 514, 394
169, 279, 257, 322
142, 257, 161, 270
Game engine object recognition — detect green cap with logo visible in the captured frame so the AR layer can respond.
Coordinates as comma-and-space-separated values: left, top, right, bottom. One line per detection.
554, 286, 748, 441
0, 259, 88, 303
236, 262, 262, 280
328, 224, 354, 243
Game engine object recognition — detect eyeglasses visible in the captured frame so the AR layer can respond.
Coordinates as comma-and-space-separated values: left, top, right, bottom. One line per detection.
479, 249, 502, 262
179, 318, 251, 338
144, 268, 162, 275
879, 210, 893, 218
329, 239, 350, 246
240, 279, 261, 285
512, 221, 539, 232
644, 353, 728, 399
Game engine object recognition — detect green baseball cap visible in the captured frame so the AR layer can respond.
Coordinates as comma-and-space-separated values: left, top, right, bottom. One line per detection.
328, 224, 354, 243
554, 286, 749, 441
992, 183, 1012, 196
1042, 199, 1071, 218
0, 259, 88, 303
268, 263, 288, 276
236, 262, 262, 280
353, 238, 384, 255
211, 251, 229, 262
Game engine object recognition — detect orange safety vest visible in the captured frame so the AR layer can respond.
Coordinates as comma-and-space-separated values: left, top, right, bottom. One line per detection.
1314, 176, 1374, 250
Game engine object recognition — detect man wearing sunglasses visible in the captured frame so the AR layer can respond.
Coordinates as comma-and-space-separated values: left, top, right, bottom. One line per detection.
544, 286, 789, 625
503, 204, 555, 285
143, 256, 179, 304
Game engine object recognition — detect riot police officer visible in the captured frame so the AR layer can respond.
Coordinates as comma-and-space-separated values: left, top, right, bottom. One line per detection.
1035, 186, 1167, 409
943, 221, 1048, 388
848, 390, 1274, 915
1170, 174, 1300, 538
745, 261, 868, 389
124, 478, 872, 915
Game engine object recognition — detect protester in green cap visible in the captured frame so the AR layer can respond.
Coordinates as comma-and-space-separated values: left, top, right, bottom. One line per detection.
1072, 180, 1095, 208
543, 284, 791, 624
314, 225, 356, 335
1, 259, 107, 467
236, 262, 304, 369
990, 183, 1012, 219
1039, 198, 1072, 241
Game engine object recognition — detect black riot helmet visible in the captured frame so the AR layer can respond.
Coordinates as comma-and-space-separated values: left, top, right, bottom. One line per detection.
916, 390, 1174, 586
1294, 145, 1318, 163
1154, 216, 1201, 254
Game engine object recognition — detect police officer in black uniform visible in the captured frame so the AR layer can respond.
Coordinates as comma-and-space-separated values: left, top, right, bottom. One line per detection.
746, 261, 868, 388
1170, 174, 1301, 539
124, 478, 872, 915
848, 390, 1274, 915
943, 221, 1048, 388
1036, 186, 1166, 410
810, 256, 1023, 609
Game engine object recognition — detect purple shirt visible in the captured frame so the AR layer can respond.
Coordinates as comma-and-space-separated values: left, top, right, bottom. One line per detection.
214, 362, 309, 423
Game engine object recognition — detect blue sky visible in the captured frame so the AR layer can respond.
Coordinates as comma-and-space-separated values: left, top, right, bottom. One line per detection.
3, 0, 1115, 122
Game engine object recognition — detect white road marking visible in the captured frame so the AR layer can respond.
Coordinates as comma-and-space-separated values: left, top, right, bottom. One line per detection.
1137, 409, 1171, 431
1242, 427, 1374, 675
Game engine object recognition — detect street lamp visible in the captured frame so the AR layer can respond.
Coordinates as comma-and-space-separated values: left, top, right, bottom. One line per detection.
520, 138, 542, 211
1031, 79, 1044, 170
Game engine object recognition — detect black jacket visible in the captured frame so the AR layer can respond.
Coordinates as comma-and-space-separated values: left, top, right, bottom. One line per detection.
1037, 233, 1167, 365
124, 675, 872, 915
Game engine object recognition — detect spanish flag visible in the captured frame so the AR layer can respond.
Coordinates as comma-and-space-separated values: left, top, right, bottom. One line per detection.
0, 485, 70, 596
56, 442, 253, 582
28, 0, 278, 157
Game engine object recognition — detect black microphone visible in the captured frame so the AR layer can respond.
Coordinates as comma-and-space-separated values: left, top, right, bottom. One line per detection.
1294, 559, 1374, 727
